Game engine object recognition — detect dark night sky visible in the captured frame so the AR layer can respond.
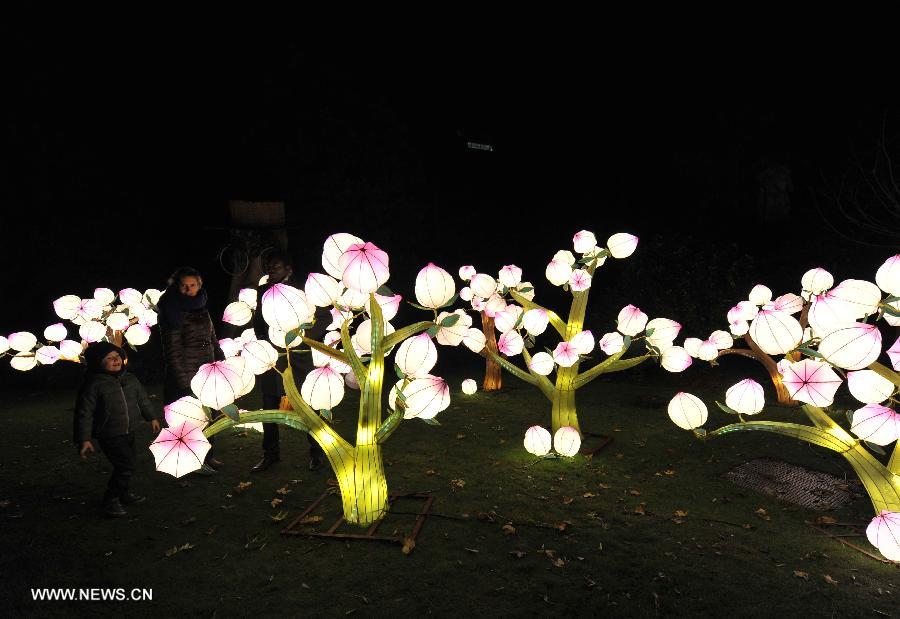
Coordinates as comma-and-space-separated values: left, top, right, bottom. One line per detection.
2, 35, 897, 357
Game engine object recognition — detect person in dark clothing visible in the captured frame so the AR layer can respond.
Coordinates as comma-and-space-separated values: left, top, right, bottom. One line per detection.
74, 342, 161, 517
157, 266, 223, 474
250, 250, 324, 473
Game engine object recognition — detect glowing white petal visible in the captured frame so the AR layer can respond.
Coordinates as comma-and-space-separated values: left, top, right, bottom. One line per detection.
484, 294, 507, 319
119, 288, 143, 307
78, 322, 106, 344
43, 323, 67, 342
748, 285, 772, 305
515, 282, 536, 301
801, 268, 833, 296
668, 392, 708, 430
462, 328, 486, 353
850, 404, 900, 446
395, 333, 438, 377
569, 269, 592, 292
830, 279, 882, 319
698, 341, 719, 361
553, 250, 577, 266
570, 330, 595, 355
529, 352, 555, 375
54, 295, 81, 320
305, 273, 342, 308
459, 287, 473, 302
415, 263, 456, 309
124, 324, 151, 346
661, 346, 692, 372
35, 346, 60, 365
573, 230, 597, 254
301, 366, 345, 410
436, 310, 472, 347
748, 310, 803, 355
545, 260, 572, 287
10, 353, 37, 371
599, 332, 624, 355
498, 264, 523, 288
365, 293, 402, 322
59, 340, 83, 360
219, 338, 242, 358
818, 323, 883, 370
470, 273, 498, 299
607, 233, 638, 259
523, 309, 549, 336
708, 330, 733, 350
261, 284, 314, 332
238, 288, 258, 309
524, 426, 552, 456
848, 370, 895, 405
242, 340, 279, 375
459, 265, 477, 281
725, 378, 765, 415
616, 305, 648, 337
164, 396, 207, 429
105, 312, 130, 332
322, 233, 364, 279
554, 426, 581, 457
646, 318, 682, 348
875, 255, 900, 296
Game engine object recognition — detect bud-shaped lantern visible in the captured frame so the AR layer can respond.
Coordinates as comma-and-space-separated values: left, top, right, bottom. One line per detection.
461, 379, 477, 395
529, 352, 555, 375
748, 310, 803, 355
400, 375, 450, 420
573, 230, 597, 254
470, 273, 497, 299
223, 301, 254, 326
554, 426, 581, 457
668, 392, 708, 430
545, 260, 572, 286
415, 263, 456, 309
301, 366, 345, 410
847, 370, 894, 404
617, 305, 648, 337
817, 323, 882, 370
124, 324, 151, 346
524, 425, 552, 456
395, 333, 438, 377
322, 232, 364, 279
339, 242, 390, 294
867, 511, 900, 561
801, 268, 833, 295
850, 404, 900, 446
164, 396, 207, 429
725, 378, 765, 415
607, 233, 638, 258
876, 255, 900, 296
261, 284, 314, 332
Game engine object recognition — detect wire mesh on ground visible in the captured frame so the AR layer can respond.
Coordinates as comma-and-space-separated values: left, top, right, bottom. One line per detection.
725, 458, 864, 511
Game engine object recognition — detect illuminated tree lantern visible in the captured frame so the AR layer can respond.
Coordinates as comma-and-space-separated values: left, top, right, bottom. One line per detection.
553, 426, 582, 457
164, 396, 207, 429
339, 242, 390, 294
92, 288, 116, 305
607, 232, 638, 259
461, 379, 478, 395
801, 267, 834, 297
301, 366, 345, 410
218, 338, 242, 358
400, 375, 450, 420
573, 230, 597, 254
223, 301, 254, 326
241, 339, 279, 375
149, 421, 211, 478
570, 330, 595, 355
351, 319, 396, 355
261, 283, 314, 332
224, 357, 255, 398
748, 284, 772, 306
119, 288, 143, 308
850, 405, 900, 446
817, 323, 882, 370
553, 250, 577, 266
725, 378, 765, 415
366, 293, 402, 322
748, 310, 803, 355
470, 273, 498, 299
729, 320, 750, 336
73, 299, 103, 325
10, 353, 37, 371
497, 331, 524, 356
238, 287, 258, 309
683, 337, 703, 358
344, 371, 360, 390
0, 336, 9, 354
668, 392, 708, 430
808, 291, 856, 336
190, 361, 245, 409
304, 273, 341, 308
395, 333, 438, 377
53, 295, 81, 320
876, 255, 900, 296
458, 265, 477, 281
569, 269, 592, 292
321, 232, 364, 279
77, 321, 105, 344
35, 346, 60, 365
698, 340, 718, 361
553, 341, 579, 367
661, 346, 692, 372
616, 305, 648, 337
867, 511, 900, 561
436, 310, 471, 346
529, 351, 555, 376
646, 318, 682, 349
599, 332, 624, 355
828, 279, 881, 319
499, 264, 523, 288
515, 282, 536, 301
483, 294, 507, 318
523, 308, 549, 336
58, 340, 83, 360
105, 312, 130, 332
780, 359, 843, 407
732, 301, 760, 322
707, 330, 733, 350
493, 309, 519, 334
470, 297, 486, 312
459, 287, 473, 302
415, 263, 456, 309
545, 259, 572, 286
848, 370, 895, 404
524, 425, 552, 456
767, 293, 804, 314
124, 324, 151, 346
889, 337, 900, 371
462, 328, 487, 353
136, 307, 158, 328
143, 288, 162, 307
43, 323, 67, 342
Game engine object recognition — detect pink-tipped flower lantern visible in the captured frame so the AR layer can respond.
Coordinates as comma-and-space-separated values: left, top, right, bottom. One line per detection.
876, 255, 900, 296
498, 264, 523, 288
529, 352, 555, 375
301, 366, 346, 410
43, 323, 67, 342
223, 301, 254, 326
850, 405, 900, 446
573, 230, 597, 254
190, 361, 245, 409
817, 323, 883, 370
606, 232, 638, 259
261, 283, 315, 332
725, 379, 765, 415
399, 376, 450, 420
801, 267, 834, 296
747, 309, 803, 355
322, 233, 364, 279
616, 305, 648, 337
149, 421, 211, 478
339, 242, 390, 294
668, 392, 708, 430
847, 370, 894, 404
164, 396, 207, 428
124, 324, 151, 346
395, 333, 438, 377
867, 511, 900, 561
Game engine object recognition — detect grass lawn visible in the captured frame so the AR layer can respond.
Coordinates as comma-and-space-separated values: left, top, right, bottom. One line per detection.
2, 358, 898, 617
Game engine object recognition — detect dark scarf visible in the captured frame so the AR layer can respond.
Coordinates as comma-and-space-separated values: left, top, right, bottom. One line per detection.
159, 288, 208, 330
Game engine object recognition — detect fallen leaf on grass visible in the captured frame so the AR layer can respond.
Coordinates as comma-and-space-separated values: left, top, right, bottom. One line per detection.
425, 469, 438, 476
629, 489, 641, 496
824, 575, 839, 586
464, 547, 480, 553
180, 517, 196, 526
401, 538, 416, 555
475, 511, 495, 522
297, 515, 324, 526
634, 503, 646, 516
562, 497, 574, 505
270, 510, 289, 523
234, 481, 253, 493
271, 498, 283, 508
509, 550, 526, 558
450, 479, 466, 491
755, 508, 771, 521
615, 453, 624, 460
815, 516, 837, 525
665, 469, 677, 476
551, 558, 566, 568
276, 486, 291, 495
502, 524, 517, 536
326, 478, 339, 487
0, 500, 12, 508
742, 523, 754, 530
456, 433, 466, 440
671, 518, 684, 525
674, 510, 688, 517
206, 526, 217, 536
598, 483, 611, 490
582, 492, 596, 498
794, 571, 809, 580
165, 542, 194, 557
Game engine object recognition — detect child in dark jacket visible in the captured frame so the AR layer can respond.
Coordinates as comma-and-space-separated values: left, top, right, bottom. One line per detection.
74, 342, 161, 517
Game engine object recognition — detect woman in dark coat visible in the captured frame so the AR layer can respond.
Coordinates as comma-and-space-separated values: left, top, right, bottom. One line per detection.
157, 266, 222, 473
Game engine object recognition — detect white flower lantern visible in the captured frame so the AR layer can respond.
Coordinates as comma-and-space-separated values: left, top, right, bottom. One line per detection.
305, 273, 342, 308
847, 370, 894, 405
223, 301, 254, 326
553, 426, 581, 457
661, 346, 692, 372
261, 284, 314, 332
748, 310, 803, 355
124, 324, 151, 346
524, 425, 552, 456
400, 375, 450, 420
748, 285, 772, 305
817, 323, 882, 370
725, 378, 765, 415
573, 230, 597, 254
850, 405, 900, 446
190, 361, 245, 409
545, 260, 572, 287
301, 366, 345, 410
498, 264, 523, 288
522, 309, 549, 336
415, 263, 456, 309
395, 333, 438, 377
607, 232, 638, 258
875, 255, 900, 296
43, 323, 67, 342
322, 232, 364, 279
616, 305, 648, 337
668, 392, 708, 430
461, 379, 477, 395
